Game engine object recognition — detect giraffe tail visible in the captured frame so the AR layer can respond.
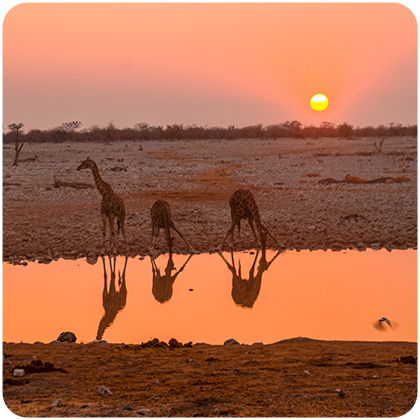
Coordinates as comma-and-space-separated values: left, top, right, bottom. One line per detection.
117, 219, 121, 235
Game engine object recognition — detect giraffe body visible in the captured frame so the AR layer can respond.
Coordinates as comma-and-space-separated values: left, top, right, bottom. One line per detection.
77, 157, 127, 253
150, 199, 193, 253
218, 189, 284, 249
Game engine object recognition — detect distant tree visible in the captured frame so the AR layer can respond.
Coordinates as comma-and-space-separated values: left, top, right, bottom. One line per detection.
337, 122, 353, 139
62, 121, 82, 132
282, 120, 304, 138
9, 122, 24, 166
319, 121, 335, 137
106, 121, 118, 141
165, 124, 184, 140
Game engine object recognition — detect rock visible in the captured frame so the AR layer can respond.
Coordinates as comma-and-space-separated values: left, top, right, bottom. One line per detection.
303, 370, 310, 376
86, 252, 98, 265
224, 338, 239, 346
252, 342, 264, 346
98, 385, 113, 396
335, 389, 345, 397
57, 332, 77, 343
13, 369, 25, 377
123, 403, 134, 410
138, 408, 153, 416
399, 355, 416, 364
51, 398, 62, 407
373, 374, 380, 379
169, 338, 183, 348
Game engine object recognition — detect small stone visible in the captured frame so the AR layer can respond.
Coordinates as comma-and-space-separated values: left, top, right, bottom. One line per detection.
152, 379, 160, 385
98, 385, 113, 396
13, 369, 25, 377
224, 338, 239, 346
123, 404, 134, 410
57, 332, 77, 343
52, 398, 62, 407
373, 374, 380, 379
335, 388, 345, 397
303, 370, 310, 376
138, 408, 153, 416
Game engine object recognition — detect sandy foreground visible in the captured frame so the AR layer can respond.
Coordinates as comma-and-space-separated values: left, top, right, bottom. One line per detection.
2, 339, 417, 417
2, 136, 417, 263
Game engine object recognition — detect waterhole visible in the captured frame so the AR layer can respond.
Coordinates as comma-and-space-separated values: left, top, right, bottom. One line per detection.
3, 249, 416, 344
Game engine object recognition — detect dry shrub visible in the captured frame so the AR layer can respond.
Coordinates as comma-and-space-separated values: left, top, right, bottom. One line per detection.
395, 176, 411, 183
344, 175, 366, 184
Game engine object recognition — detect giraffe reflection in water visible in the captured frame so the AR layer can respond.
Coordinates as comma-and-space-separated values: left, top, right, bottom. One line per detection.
218, 247, 282, 308
150, 251, 193, 303
96, 255, 128, 340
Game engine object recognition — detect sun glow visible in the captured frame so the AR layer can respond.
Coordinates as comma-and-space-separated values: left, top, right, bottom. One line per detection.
310, 93, 329, 111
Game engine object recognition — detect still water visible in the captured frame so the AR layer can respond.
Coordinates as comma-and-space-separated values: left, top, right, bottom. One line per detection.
2, 249, 417, 345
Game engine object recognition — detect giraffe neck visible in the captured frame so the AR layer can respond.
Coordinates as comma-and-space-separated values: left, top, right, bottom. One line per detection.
90, 162, 108, 196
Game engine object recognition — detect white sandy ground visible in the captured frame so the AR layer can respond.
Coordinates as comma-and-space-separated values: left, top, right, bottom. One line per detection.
2, 136, 417, 264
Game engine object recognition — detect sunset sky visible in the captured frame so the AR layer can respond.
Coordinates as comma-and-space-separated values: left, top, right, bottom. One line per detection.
2, 2, 418, 132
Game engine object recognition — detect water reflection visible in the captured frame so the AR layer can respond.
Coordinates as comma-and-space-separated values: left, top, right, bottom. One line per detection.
97, 256, 128, 340
218, 249, 282, 308
2, 249, 417, 344
151, 251, 194, 303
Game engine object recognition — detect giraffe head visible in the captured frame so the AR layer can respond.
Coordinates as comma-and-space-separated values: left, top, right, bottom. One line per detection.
77, 157, 95, 171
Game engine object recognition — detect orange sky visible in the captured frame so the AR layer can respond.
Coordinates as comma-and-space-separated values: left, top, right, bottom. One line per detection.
1, 2, 418, 130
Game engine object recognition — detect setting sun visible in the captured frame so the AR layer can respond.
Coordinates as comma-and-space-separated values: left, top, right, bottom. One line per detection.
310, 94, 329, 112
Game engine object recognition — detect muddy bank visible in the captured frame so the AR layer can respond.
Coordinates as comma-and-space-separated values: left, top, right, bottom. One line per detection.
2, 137, 417, 263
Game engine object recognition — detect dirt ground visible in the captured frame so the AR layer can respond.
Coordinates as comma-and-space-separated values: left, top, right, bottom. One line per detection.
2, 136, 417, 263
2, 338, 417, 417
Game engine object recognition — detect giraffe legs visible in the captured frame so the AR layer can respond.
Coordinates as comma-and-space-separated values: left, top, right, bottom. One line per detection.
101, 212, 107, 251
149, 224, 160, 253
150, 222, 195, 254
248, 218, 260, 245
172, 225, 194, 252
217, 222, 236, 250
259, 223, 286, 249
108, 214, 116, 254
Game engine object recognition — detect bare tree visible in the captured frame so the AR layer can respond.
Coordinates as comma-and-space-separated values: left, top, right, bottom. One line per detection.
9, 123, 24, 166
62, 121, 82, 132
374, 138, 386, 154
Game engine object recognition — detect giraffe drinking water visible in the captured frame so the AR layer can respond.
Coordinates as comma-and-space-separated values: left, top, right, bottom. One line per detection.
218, 189, 284, 250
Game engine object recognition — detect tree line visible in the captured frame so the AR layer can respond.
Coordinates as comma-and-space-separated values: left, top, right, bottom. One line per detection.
3, 120, 417, 144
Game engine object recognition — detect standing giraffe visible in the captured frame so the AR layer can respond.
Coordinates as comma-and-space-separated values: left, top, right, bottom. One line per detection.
149, 199, 194, 253
77, 157, 127, 253
218, 189, 284, 249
